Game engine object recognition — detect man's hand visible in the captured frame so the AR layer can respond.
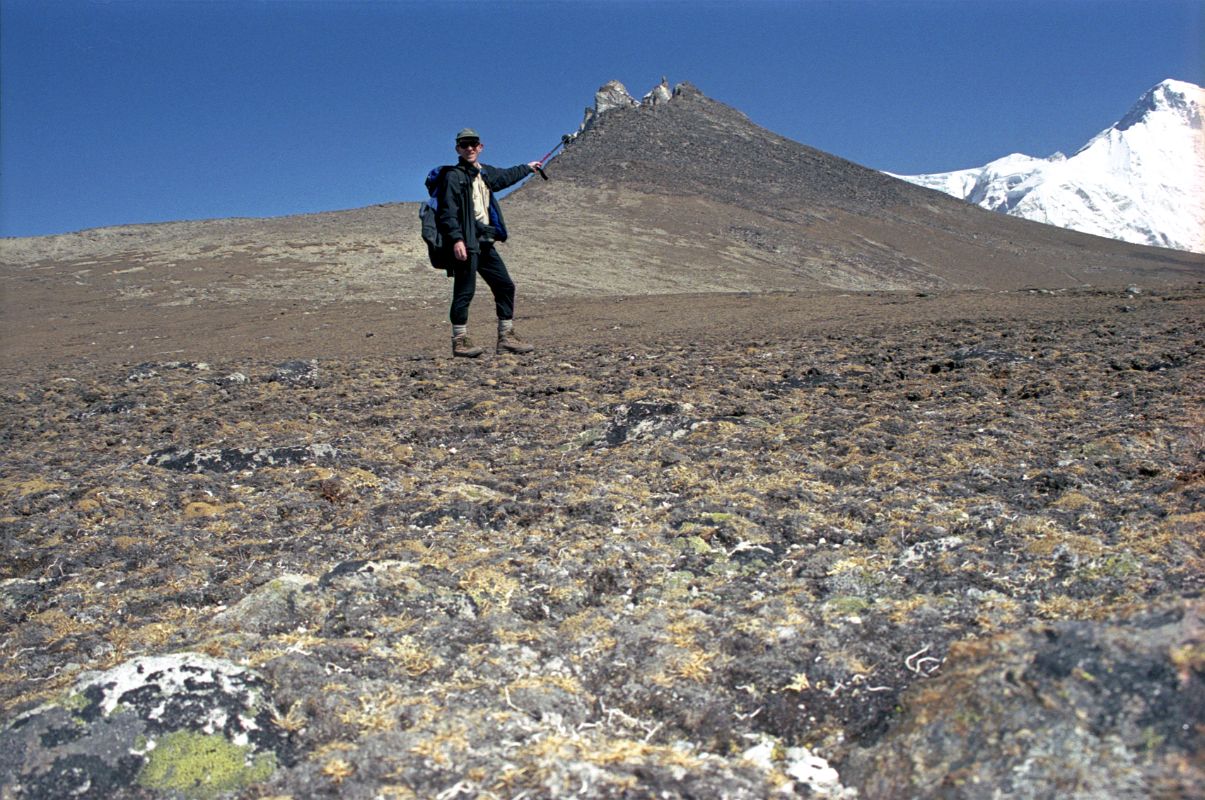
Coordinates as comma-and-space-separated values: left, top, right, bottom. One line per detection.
453, 240, 468, 261
528, 161, 543, 172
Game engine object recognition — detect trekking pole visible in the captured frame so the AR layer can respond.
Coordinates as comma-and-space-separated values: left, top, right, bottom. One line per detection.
534, 135, 571, 180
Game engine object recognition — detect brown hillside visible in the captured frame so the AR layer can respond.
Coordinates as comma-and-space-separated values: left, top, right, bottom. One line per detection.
504, 81, 1203, 292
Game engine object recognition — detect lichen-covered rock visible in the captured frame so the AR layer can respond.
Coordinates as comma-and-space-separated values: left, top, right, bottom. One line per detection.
144, 443, 337, 473
841, 600, 1205, 799
600, 400, 697, 446
0, 654, 291, 799
267, 359, 321, 387
211, 574, 322, 635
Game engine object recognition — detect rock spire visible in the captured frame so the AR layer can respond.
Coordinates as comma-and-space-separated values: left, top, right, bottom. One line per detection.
575, 77, 688, 135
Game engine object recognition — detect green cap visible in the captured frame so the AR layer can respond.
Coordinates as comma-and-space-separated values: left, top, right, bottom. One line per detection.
455, 127, 480, 143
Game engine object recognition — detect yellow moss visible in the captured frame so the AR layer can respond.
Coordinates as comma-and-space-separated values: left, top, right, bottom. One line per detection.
389, 444, 415, 462
111, 535, 142, 551
1014, 517, 1105, 559
268, 701, 307, 733
1035, 595, 1107, 621
29, 609, 77, 643
75, 497, 103, 514
458, 566, 520, 614
662, 627, 703, 655
321, 758, 355, 784
888, 595, 932, 624
869, 460, 911, 482
558, 608, 609, 638
971, 593, 1022, 628
1081, 436, 1128, 459
409, 727, 470, 767
1170, 641, 1205, 682
183, 501, 241, 520
496, 627, 542, 644
337, 686, 410, 733
827, 555, 884, 575
524, 734, 703, 771
2, 477, 63, 498
345, 466, 381, 487
391, 635, 441, 677
136, 730, 275, 800
509, 673, 583, 694
784, 672, 811, 692
655, 650, 721, 685
1051, 491, 1096, 512
311, 741, 357, 759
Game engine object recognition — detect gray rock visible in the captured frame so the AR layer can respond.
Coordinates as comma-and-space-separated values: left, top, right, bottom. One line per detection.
268, 359, 320, 387
125, 361, 210, 383
601, 401, 697, 446
643, 77, 673, 106
841, 600, 1205, 799
0, 577, 48, 611
594, 79, 639, 115
212, 574, 321, 634
0, 653, 292, 799
144, 443, 337, 473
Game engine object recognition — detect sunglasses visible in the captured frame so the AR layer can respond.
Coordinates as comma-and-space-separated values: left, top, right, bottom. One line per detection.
457, 140, 481, 149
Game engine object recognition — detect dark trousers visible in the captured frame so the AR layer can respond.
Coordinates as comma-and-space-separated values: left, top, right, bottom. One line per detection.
450, 245, 515, 326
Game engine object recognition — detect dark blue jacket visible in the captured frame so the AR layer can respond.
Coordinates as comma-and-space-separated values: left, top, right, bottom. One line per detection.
435, 160, 533, 255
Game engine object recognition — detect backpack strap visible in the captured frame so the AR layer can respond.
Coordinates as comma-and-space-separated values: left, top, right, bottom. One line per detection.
424, 165, 455, 201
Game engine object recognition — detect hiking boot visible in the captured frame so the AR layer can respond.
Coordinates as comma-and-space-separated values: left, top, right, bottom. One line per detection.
452, 335, 484, 358
497, 329, 534, 354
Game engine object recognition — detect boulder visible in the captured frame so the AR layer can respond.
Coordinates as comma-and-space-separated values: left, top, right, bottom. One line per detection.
841, 600, 1205, 799
0, 653, 293, 799
594, 79, 639, 114
212, 574, 321, 635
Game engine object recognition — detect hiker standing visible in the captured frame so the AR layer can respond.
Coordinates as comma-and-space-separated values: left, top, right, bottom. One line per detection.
435, 128, 541, 357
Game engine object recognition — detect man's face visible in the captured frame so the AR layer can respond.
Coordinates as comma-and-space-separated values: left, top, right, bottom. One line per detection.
457, 139, 482, 164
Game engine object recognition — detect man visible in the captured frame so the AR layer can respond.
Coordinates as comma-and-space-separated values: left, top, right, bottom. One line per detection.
435, 127, 541, 357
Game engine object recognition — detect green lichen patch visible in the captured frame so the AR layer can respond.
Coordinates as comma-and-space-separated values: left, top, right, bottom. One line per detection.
136, 730, 276, 799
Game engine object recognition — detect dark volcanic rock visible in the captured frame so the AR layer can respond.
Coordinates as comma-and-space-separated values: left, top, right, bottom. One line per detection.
601, 400, 697, 446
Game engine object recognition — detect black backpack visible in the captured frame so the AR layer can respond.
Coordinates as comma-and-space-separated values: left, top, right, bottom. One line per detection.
419, 166, 454, 271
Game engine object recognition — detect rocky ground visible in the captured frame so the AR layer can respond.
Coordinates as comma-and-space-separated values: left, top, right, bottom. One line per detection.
1, 286, 1202, 799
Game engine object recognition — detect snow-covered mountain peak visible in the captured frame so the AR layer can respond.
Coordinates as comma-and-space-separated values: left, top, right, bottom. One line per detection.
895, 79, 1205, 253
1116, 79, 1204, 132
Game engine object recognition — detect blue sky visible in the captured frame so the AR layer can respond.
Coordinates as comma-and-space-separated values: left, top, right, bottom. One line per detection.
2, 0, 1201, 238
